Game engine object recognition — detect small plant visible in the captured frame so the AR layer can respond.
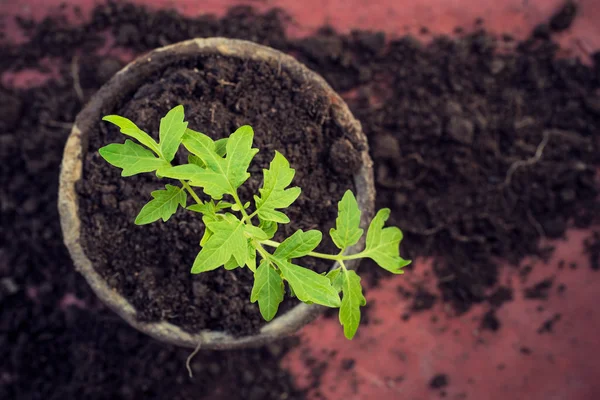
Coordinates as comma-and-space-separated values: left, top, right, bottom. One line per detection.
99, 105, 410, 339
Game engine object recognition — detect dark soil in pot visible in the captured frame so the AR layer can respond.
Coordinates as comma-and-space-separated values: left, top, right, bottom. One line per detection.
76, 54, 362, 335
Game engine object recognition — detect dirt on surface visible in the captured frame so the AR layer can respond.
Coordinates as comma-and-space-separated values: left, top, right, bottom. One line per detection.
1, 1, 599, 399
77, 57, 359, 335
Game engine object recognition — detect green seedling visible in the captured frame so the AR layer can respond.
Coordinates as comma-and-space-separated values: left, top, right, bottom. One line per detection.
99, 105, 411, 339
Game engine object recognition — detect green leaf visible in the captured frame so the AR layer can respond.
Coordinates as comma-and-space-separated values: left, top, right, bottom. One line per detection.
224, 256, 240, 270
231, 201, 250, 212
225, 126, 259, 189
339, 270, 366, 339
181, 126, 258, 196
274, 259, 341, 308
182, 128, 216, 164
188, 201, 216, 217
188, 154, 205, 168
99, 140, 169, 177
246, 243, 257, 272
251, 260, 285, 321
191, 215, 246, 273
362, 209, 411, 274
254, 151, 301, 223
259, 218, 278, 239
159, 164, 230, 199
102, 115, 159, 154
273, 230, 322, 260
214, 138, 228, 157
200, 227, 212, 246
159, 105, 188, 162
134, 184, 186, 225
244, 225, 269, 240
330, 190, 363, 250
326, 268, 344, 292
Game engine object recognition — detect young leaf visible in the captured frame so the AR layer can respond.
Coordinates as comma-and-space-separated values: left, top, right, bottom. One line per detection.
274, 259, 341, 308
251, 260, 284, 321
182, 128, 217, 164
159, 164, 230, 199
135, 184, 187, 225
188, 154, 205, 168
200, 227, 212, 246
191, 215, 246, 273
99, 140, 169, 177
214, 138, 228, 157
339, 270, 366, 339
244, 225, 269, 241
225, 126, 259, 189
259, 218, 278, 239
362, 209, 411, 274
102, 115, 159, 154
326, 268, 344, 292
273, 230, 322, 260
224, 256, 240, 270
159, 105, 188, 162
181, 126, 258, 196
246, 243, 257, 272
254, 151, 301, 223
330, 190, 363, 250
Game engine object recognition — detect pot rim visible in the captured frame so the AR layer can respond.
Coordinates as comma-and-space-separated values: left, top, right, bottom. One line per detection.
58, 37, 375, 350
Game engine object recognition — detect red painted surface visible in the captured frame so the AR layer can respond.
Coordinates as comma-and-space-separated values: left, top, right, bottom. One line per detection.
2, 1, 599, 399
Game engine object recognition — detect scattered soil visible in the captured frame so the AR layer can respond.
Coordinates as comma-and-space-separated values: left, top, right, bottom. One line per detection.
410, 287, 437, 312
549, 1, 578, 32
524, 278, 555, 300
429, 373, 449, 389
487, 286, 513, 308
480, 309, 501, 331
584, 231, 600, 270
1, 1, 599, 399
537, 313, 562, 334
77, 55, 359, 335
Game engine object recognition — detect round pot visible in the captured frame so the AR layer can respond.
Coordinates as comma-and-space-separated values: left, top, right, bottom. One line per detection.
58, 38, 375, 350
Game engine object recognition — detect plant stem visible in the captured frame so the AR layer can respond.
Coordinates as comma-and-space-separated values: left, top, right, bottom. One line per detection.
181, 180, 203, 205
231, 191, 252, 222
260, 239, 362, 262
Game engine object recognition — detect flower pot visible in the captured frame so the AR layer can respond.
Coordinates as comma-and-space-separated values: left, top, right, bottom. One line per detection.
58, 37, 374, 350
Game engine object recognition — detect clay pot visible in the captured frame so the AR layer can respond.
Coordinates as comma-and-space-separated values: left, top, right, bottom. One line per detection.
58, 38, 374, 350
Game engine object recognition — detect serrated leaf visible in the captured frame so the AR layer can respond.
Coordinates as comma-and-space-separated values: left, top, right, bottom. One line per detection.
246, 243, 257, 272
362, 209, 411, 274
259, 219, 278, 239
339, 270, 366, 339
231, 201, 250, 212
251, 260, 284, 321
330, 190, 363, 250
159, 105, 188, 162
244, 225, 269, 240
159, 164, 230, 199
188, 201, 216, 217
215, 138, 228, 156
188, 154, 205, 168
102, 115, 159, 154
134, 184, 186, 225
99, 140, 169, 177
326, 268, 344, 292
182, 128, 216, 164
224, 256, 241, 270
181, 126, 258, 196
215, 201, 233, 211
254, 151, 301, 224
191, 215, 246, 273
273, 230, 322, 260
200, 227, 212, 246
274, 259, 341, 308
